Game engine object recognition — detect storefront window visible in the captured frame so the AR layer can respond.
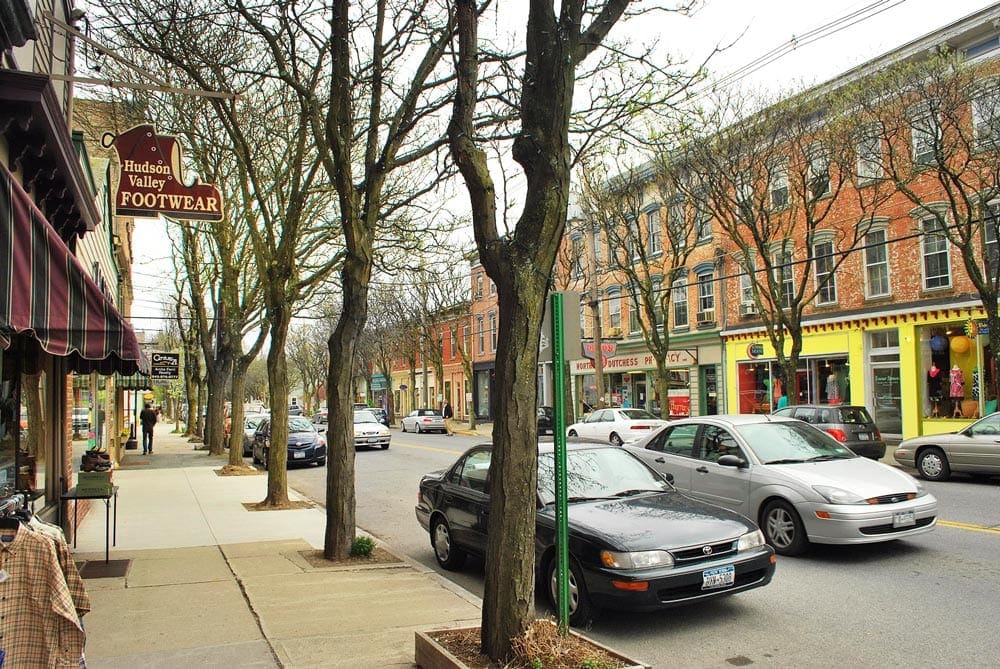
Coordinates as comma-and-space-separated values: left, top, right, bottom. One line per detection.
921, 323, 990, 419
738, 357, 848, 413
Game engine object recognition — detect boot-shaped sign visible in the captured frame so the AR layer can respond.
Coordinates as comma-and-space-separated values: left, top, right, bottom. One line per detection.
103, 125, 224, 221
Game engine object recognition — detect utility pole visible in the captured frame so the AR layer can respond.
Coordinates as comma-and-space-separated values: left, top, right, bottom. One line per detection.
588, 226, 606, 409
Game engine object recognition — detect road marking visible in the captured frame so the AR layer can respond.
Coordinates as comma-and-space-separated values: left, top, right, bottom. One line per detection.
392, 441, 465, 455
937, 519, 1000, 535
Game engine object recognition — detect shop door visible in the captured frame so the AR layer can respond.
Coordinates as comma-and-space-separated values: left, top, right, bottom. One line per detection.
635, 381, 646, 412
871, 365, 902, 437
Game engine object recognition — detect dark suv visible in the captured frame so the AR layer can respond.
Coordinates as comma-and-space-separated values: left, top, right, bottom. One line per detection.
772, 404, 885, 459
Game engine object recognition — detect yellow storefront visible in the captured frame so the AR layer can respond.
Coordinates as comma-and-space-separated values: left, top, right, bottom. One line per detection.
723, 306, 992, 440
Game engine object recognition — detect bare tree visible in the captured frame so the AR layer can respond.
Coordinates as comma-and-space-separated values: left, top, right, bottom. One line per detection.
842, 52, 1000, 402
448, 0, 702, 659
577, 154, 700, 418
287, 323, 330, 413
663, 87, 895, 406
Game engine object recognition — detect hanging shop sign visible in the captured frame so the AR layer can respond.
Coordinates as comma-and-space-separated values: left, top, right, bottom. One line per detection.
105, 124, 224, 221
149, 352, 180, 380
747, 343, 765, 358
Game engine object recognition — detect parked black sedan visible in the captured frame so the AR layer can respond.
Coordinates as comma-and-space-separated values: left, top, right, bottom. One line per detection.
415, 442, 776, 626
252, 415, 327, 468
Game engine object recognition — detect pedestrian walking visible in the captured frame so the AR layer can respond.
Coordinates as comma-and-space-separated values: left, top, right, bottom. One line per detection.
140, 402, 158, 454
442, 401, 454, 436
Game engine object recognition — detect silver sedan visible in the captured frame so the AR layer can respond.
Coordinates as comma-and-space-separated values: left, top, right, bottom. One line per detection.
624, 414, 937, 556
894, 411, 1000, 481
400, 409, 446, 433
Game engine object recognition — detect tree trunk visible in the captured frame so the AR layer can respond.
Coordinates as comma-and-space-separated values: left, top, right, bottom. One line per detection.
482, 276, 545, 658
205, 358, 232, 456
261, 311, 292, 507
227, 367, 249, 466
323, 254, 369, 560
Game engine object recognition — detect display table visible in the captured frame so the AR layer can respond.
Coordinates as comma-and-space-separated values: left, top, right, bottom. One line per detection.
61, 486, 119, 564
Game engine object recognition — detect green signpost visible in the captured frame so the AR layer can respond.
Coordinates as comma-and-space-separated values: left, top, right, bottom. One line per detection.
550, 291, 570, 633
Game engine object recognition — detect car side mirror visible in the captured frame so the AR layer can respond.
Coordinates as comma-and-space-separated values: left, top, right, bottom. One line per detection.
717, 454, 746, 468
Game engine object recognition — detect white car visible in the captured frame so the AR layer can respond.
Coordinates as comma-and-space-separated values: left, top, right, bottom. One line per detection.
242, 413, 269, 456
565, 407, 667, 446
400, 409, 446, 434
354, 410, 391, 449
624, 414, 938, 556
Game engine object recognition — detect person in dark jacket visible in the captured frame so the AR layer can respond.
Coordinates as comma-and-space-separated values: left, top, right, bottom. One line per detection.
140, 402, 158, 454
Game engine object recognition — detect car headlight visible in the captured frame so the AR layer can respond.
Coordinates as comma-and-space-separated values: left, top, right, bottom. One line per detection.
813, 485, 865, 504
737, 530, 766, 551
600, 549, 673, 569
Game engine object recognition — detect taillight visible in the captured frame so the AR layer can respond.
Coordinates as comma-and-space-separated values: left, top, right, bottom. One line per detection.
826, 428, 848, 442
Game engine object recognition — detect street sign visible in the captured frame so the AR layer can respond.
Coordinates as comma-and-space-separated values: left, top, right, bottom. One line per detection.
150, 352, 180, 380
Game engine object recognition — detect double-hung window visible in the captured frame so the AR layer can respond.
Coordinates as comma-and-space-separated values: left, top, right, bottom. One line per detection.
972, 82, 1000, 149
864, 229, 890, 298
909, 103, 938, 167
770, 161, 789, 209
813, 240, 837, 305
985, 201, 1000, 281
489, 311, 498, 351
476, 316, 485, 354
921, 217, 951, 290
772, 248, 794, 309
695, 191, 712, 241
807, 143, 830, 199
856, 126, 882, 181
672, 278, 688, 328
668, 198, 686, 249
697, 271, 715, 319
608, 290, 622, 330
647, 208, 662, 255
571, 235, 584, 278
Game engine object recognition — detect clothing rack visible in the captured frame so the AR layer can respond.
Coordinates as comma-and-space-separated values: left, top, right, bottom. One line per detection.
0, 492, 27, 516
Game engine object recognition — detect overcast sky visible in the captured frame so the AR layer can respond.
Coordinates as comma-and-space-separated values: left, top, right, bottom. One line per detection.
127, 0, 995, 335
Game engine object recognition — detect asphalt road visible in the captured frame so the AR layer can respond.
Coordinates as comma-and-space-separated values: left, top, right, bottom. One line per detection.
287, 429, 1000, 668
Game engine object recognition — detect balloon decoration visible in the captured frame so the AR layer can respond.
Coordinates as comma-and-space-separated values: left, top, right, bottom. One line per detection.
950, 335, 971, 355
930, 334, 948, 353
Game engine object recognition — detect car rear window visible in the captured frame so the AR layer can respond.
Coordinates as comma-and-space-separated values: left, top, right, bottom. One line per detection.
838, 407, 874, 424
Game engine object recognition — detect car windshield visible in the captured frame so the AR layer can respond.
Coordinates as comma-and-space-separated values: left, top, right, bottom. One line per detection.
619, 409, 659, 420
537, 447, 669, 505
735, 421, 856, 463
354, 411, 379, 424
289, 416, 314, 433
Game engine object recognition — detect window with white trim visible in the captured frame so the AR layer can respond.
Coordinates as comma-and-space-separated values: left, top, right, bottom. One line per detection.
476, 316, 485, 354
973, 83, 1000, 149
984, 201, 1000, 280
476, 275, 484, 299
813, 240, 837, 305
921, 216, 951, 290
807, 143, 830, 199
629, 291, 640, 334
647, 208, 662, 255
489, 311, 498, 351
856, 126, 882, 181
909, 104, 938, 166
770, 161, 789, 209
672, 278, 688, 328
652, 277, 664, 328
608, 291, 621, 330
773, 248, 794, 309
864, 228, 890, 298
739, 262, 754, 305
697, 271, 715, 317
668, 198, 686, 249
571, 236, 584, 278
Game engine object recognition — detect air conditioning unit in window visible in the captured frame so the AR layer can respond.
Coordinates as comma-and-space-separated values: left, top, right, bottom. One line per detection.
696, 310, 715, 325
739, 302, 758, 318
605, 326, 622, 338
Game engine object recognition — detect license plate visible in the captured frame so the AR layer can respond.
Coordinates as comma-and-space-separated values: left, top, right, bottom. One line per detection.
292, 451, 305, 459
701, 564, 735, 590
857, 433, 870, 440
892, 510, 915, 528
369, 437, 380, 443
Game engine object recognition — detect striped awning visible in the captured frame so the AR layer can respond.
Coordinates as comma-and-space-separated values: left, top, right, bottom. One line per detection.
0, 161, 148, 375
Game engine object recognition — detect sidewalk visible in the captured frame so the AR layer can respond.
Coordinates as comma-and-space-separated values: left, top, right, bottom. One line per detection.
72, 422, 481, 668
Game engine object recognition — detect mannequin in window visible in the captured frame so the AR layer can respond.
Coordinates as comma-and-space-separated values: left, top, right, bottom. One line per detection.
927, 362, 942, 418
826, 370, 839, 404
950, 365, 965, 418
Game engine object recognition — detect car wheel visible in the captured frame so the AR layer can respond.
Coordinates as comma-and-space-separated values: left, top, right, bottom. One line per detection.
416, 423, 423, 433
568, 429, 578, 438
547, 556, 597, 627
917, 447, 951, 481
609, 432, 623, 447
400, 422, 407, 433
761, 499, 808, 556
431, 517, 467, 570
